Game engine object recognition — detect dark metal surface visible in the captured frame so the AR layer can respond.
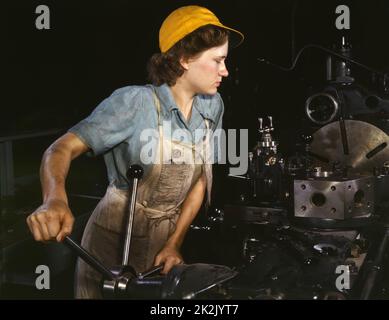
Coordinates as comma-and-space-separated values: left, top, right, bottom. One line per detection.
293, 176, 375, 220
359, 226, 389, 299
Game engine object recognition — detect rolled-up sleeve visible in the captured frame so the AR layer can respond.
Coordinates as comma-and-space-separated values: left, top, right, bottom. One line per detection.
68, 86, 145, 156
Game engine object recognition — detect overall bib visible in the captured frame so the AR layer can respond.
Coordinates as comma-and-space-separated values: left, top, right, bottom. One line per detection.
75, 90, 212, 299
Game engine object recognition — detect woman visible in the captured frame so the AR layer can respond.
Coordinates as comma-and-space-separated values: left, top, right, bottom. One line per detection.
26, 5, 243, 298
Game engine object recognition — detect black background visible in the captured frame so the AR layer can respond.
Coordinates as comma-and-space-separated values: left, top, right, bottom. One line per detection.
4, 0, 389, 139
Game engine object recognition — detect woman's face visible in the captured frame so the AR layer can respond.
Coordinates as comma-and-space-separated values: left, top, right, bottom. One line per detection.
182, 40, 229, 95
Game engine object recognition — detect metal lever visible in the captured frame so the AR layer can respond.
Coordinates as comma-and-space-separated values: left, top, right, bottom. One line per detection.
258, 118, 263, 132
122, 165, 144, 266
339, 117, 349, 156
138, 264, 164, 280
268, 116, 273, 130
64, 236, 115, 280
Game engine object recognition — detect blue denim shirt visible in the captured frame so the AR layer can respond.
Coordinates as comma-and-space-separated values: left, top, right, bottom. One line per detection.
68, 84, 224, 189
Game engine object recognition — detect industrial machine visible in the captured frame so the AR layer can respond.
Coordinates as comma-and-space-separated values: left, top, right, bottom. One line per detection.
205, 36, 389, 300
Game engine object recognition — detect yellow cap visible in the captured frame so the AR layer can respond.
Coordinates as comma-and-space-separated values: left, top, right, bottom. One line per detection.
159, 5, 244, 53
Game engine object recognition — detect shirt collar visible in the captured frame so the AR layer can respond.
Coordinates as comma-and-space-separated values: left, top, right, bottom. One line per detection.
153, 84, 217, 123
193, 94, 217, 124
153, 83, 178, 113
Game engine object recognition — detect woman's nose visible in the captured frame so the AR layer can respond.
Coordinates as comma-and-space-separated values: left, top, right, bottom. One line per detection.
219, 63, 229, 77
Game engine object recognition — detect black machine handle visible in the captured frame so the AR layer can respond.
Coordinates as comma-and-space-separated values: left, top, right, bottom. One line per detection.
64, 236, 115, 280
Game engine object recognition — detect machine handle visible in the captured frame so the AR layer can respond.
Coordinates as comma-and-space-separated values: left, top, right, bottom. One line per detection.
122, 164, 144, 266
64, 236, 115, 280
258, 117, 264, 134
268, 116, 273, 129
137, 264, 164, 279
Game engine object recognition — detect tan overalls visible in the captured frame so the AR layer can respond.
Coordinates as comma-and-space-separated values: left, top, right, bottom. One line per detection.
75, 90, 212, 299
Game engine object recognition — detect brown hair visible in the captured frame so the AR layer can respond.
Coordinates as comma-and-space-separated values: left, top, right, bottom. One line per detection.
147, 25, 229, 86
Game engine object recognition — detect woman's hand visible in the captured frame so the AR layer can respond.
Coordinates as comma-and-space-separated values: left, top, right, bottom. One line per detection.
154, 244, 184, 274
26, 199, 75, 242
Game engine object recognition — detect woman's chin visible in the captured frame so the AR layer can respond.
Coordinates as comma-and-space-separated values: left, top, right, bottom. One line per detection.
206, 88, 218, 96
196, 86, 218, 96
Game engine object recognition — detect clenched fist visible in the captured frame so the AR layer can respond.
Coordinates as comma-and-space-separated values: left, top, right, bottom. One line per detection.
26, 199, 74, 242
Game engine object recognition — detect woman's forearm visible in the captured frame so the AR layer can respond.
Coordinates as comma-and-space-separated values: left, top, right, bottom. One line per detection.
166, 173, 207, 249
40, 144, 72, 204
40, 133, 89, 203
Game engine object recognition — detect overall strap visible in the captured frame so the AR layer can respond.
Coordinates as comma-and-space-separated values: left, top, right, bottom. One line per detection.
151, 89, 164, 164
202, 118, 212, 206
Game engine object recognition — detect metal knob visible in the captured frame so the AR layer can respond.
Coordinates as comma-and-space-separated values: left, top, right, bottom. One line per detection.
126, 165, 144, 180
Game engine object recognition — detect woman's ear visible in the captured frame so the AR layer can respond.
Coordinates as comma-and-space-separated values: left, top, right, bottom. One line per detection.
179, 57, 190, 71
